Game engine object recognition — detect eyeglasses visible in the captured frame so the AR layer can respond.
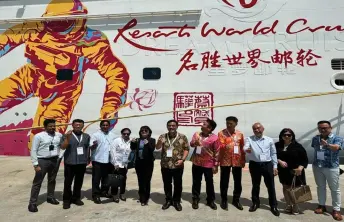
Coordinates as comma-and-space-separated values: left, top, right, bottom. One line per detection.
122, 133, 130, 136
283, 134, 292, 137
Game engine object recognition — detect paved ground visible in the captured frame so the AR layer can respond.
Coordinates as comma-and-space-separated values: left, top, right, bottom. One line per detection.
0, 156, 343, 222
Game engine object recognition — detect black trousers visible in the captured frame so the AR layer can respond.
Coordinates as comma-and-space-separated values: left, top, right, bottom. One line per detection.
161, 167, 184, 203
112, 168, 128, 195
220, 166, 242, 202
192, 164, 215, 203
29, 157, 58, 204
92, 161, 112, 198
63, 164, 87, 203
135, 160, 154, 203
249, 161, 277, 207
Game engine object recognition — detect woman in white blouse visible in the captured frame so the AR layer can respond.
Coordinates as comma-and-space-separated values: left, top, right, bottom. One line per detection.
110, 128, 132, 202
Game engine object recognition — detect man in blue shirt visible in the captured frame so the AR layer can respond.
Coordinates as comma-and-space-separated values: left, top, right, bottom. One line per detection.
312, 120, 342, 221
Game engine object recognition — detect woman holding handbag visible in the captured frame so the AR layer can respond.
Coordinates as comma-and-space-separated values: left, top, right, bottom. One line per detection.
275, 128, 309, 215
130, 125, 156, 206
109, 128, 132, 203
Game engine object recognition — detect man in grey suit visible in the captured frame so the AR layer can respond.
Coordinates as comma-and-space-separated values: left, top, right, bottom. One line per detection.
61, 119, 91, 209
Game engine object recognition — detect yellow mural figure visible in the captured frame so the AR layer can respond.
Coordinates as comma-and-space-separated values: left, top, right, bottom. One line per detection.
0, 0, 130, 151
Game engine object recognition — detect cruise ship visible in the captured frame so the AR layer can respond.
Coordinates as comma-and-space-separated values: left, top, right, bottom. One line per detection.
0, 0, 343, 163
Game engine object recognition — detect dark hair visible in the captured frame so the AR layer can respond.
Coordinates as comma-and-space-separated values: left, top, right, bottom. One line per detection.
139, 125, 152, 138
206, 118, 217, 131
278, 128, 296, 144
100, 120, 110, 127
121, 128, 131, 134
226, 116, 238, 124
72, 119, 84, 124
167, 119, 178, 126
43, 119, 56, 127
317, 120, 331, 126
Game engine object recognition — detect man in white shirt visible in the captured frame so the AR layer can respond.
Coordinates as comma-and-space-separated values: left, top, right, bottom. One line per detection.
90, 120, 117, 204
28, 119, 63, 213
244, 122, 279, 217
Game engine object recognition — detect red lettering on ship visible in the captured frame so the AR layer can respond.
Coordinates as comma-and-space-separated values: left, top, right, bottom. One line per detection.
222, 0, 258, 8
114, 18, 344, 52
176, 49, 322, 75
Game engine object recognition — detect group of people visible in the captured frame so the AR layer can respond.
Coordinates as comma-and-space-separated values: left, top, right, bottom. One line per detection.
27, 117, 343, 221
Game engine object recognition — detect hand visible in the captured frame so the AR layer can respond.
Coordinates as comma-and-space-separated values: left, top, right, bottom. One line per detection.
131, 138, 137, 142
278, 160, 288, 168
273, 168, 278, 176
226, 144, 232, 149
34, 166, 41, 172
320, 139, 328, 146
175, 160, 184, 166
144, 139, 148, 144
212, 166, 218, 174
66, 130, 73, 139
246, 148, 252, 153
294, 166, 303, 176
194, 140, 201, 146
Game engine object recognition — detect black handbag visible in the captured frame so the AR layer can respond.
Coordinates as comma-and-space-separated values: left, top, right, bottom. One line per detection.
127, 150, 136, 169
105, 173, 124, 188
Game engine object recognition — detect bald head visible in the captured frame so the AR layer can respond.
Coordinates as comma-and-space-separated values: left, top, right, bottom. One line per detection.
252, 122, 264, 137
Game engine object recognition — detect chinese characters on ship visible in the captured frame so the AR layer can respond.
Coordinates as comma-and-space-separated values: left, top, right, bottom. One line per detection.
176, 49, 322, 75
173, 92, 214, 126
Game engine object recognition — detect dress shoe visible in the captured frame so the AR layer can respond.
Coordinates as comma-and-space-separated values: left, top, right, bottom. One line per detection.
192, 200, 199, 209
314, 205, 327, 214
332, 210, 343, 221
63, 202, 70, 209
207, 202, 217, 210
113, 196, 120, 203
220, 200, 228, 210
119, 194, 126, 201
174, 202, 182, 211
72, 199, 84, 206
28, 204, 38, 213
271, 207, 280, 216
141, 202, 148, 206
232, 201, 243, 210
93, 197, 101, 204
249, 203, 260, 212
162, 201, 172, 210
47, 198, 59, 205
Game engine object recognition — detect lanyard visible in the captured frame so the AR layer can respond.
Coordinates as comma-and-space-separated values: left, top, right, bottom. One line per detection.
226, 129, 237, 143
72, 132, 83, 145
167, 133, 179, 148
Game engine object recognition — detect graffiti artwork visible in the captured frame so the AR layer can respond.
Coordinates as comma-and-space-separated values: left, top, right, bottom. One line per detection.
173, 92, 214, 126
0, 0, 158, 155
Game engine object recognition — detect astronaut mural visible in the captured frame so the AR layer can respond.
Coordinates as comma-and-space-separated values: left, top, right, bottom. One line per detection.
0, 0, 157, 155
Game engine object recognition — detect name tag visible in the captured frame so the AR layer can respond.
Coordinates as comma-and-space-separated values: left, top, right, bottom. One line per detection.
196, 146, 202, 154
167, 149, 173, 157
317, 151, 325, 160
123, 153, 129, 162
234, 146, 239, 154
77, 147, 84, 155
259, 154, 268, 162
51, 149, 58, 156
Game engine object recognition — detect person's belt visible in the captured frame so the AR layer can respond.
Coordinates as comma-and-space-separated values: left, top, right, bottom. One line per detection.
38, 156, 58, 160
249, 160, 271, 165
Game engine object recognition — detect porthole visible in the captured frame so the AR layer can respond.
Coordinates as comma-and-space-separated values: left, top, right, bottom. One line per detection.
330, 72, 344, 90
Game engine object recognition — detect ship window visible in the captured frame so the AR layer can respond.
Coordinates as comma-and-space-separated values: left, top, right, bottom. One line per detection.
331, 72, 344, 90
331, 59, 344, 70
56, 69, 73, 81
143, 68, 161, 80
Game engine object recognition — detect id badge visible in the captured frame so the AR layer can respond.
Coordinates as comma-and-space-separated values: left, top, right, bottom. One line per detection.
234, 146, 239, 154
167, 149, 173, 157
77, 147, 84, 155
317, 151, 325, 160
196, 146, 202, 154
259, 154, 268, 161
123, 154, 129, 162
51, 149, 58, 156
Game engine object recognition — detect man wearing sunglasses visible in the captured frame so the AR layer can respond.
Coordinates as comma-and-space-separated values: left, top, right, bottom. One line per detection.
311, 120, 342, 221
